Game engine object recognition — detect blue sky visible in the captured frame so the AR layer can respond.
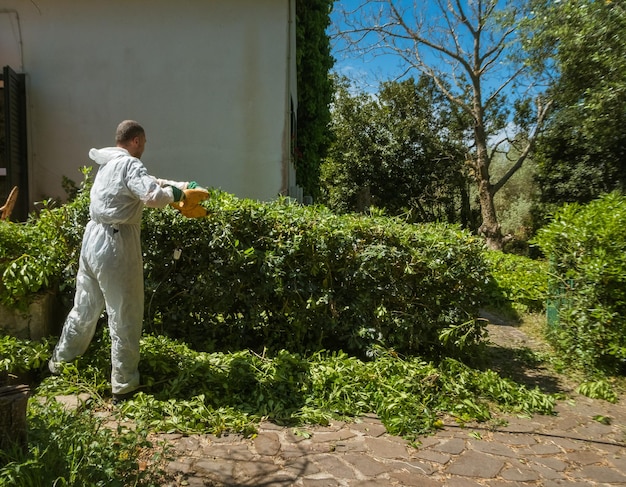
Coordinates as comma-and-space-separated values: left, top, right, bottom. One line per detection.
329, 1, 416, 91
328, 0, 456, 91
327, 0, 534, 140
327, 0, 533, 103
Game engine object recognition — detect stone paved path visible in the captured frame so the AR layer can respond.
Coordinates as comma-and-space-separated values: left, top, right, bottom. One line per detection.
48, 315, 626, 485
159, 394, 626, 486
156, 318, 626, 486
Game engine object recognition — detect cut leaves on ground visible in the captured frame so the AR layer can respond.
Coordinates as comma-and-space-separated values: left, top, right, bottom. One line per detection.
28, 331, 555, 441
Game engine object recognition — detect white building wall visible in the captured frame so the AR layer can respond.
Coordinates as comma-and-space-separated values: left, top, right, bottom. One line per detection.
0, 0, 295, 204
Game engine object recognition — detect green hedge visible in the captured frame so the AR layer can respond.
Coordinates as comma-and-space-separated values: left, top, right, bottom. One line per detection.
1, 182, 489, 359
0, 201, 87, 311
533, 192, 626, 374
142, 191, 489, 357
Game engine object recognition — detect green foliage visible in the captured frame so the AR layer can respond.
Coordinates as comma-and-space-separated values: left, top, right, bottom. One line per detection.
489, 150, 540, 243
0, 334, 51, 377
1, 169, 487, 360
16, 331, 554, 442
295, 0, 335, 198
0, 168, 91, 310
0, 399, 165, 486
303, 350, 553, 437
533, 192, 626, 374
576, 380, 618, 404
528, 0, 626, 205
321, 76, 472, 225
484, 252, 548, 314
334, 0, 550, 250
142, 190, 489, 359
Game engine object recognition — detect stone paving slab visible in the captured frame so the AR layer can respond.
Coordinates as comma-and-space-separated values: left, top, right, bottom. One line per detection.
159, 392, 626, 486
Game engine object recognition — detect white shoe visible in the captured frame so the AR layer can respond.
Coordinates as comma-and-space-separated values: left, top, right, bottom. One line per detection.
48, 359, 62, 375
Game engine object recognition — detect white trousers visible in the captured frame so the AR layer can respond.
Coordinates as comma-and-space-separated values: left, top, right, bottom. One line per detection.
51, 220, 144, 395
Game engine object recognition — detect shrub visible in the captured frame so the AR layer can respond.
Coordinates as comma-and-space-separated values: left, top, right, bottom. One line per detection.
0, 175, 489, 360
142, 191, 489, 358
533, 192, 626, 374
483, 251, 548, 314
0, 171, 90, 311
0, 334, 51, 380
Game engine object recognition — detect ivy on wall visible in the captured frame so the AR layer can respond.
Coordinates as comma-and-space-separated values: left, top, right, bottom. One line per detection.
295, 0, 334, 200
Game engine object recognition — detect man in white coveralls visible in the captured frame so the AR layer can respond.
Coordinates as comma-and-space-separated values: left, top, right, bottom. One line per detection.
49, 120, 207, 404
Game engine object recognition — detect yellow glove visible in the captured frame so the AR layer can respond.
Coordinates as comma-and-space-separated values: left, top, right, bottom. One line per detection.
170, 188, 209, 218
182, 188, 210, 206
177, 204, 208, 218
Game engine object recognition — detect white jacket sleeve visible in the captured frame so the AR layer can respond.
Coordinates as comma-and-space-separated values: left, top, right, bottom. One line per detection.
155, 178, 188, 191
125, 161, 182, 208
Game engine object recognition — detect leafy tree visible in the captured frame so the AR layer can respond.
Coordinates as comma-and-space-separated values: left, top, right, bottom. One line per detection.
295, 0, 335, 199
332, 0, 552, 249
321, 76, 473, 225
320, 77, 379, 213
490, 145, 540, 244
525, 0, 626, 205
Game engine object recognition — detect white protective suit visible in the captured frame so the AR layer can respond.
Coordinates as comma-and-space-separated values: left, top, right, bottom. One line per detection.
50, 147, 187, 395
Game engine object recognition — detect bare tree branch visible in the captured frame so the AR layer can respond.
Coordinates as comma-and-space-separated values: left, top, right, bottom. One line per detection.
491, 97, 553, 195
333, 0, 552, 249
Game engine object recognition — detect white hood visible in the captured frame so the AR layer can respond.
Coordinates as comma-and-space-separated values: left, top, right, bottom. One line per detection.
89, 147, 129, 165
87, 146, 176, 225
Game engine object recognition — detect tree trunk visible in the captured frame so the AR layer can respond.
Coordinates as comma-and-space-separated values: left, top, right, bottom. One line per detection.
477, 178, 503, 250
0, 385, 30, 456
355, 186, 371, 213
474, 122, 503, 251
